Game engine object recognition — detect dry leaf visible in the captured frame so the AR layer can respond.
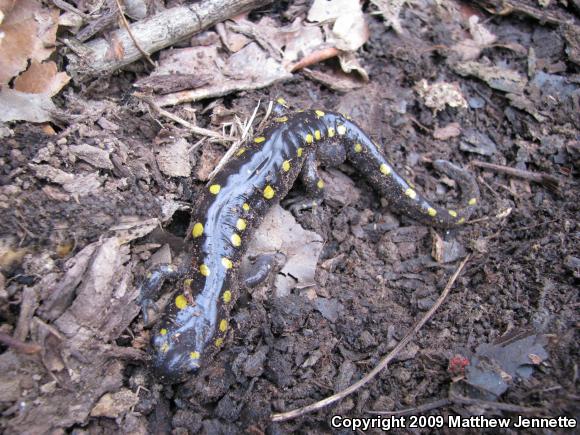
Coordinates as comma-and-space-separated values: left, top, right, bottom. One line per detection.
308, 0, 361, 22
370, 0, 408, 35
0, 0, 59, 84
0, 88, 55, 122
451, 15, 497, 61
154, 43, 291, 106
308, 0, 368, 51
13, 60, 70, 96
243, 205, 324, 298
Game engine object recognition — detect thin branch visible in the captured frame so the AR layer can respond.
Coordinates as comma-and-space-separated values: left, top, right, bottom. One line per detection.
135, 93, 234, 141
271, 254, 472, 422
66, 0, 273, 77
113, 0, 156, 67
0, 332, 42, 355
471, 160, 560, 192
290, 47, 341, 72
52, 0, 91, 19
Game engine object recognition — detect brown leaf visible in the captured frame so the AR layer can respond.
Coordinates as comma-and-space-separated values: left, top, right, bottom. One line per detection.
0, 0, 59, 84
13, 60, 70, 96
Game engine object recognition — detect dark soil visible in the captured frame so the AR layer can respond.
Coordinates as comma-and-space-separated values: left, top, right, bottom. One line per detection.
1, 1, 578, 434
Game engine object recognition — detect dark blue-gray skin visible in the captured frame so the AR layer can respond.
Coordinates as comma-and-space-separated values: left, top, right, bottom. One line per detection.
138, 98, 480, 383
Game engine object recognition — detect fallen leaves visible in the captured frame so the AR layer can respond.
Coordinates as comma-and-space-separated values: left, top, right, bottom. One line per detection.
451, 332, 549, 398
147, 0, 371, 105
0, 0, 69, 122
308, 0, 369, 51
0, 0, 59, 83
451, 15, 497, 61
0, 89, 56, 123
452, 61, 527, 94
13, 60, 70, 96
243, 205, 324, 298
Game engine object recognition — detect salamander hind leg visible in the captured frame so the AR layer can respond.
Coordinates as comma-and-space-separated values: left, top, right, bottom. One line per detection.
283, 152, 326, 214
240, 252, 287, 288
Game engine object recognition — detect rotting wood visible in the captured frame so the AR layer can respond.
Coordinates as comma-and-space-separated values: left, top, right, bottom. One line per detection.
66, 0, 273, 79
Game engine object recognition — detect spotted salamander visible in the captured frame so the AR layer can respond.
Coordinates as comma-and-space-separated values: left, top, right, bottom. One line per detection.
139, 98, 480, 383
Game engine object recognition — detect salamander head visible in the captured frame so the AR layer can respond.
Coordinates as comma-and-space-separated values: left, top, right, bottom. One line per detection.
150, 313, 215, 383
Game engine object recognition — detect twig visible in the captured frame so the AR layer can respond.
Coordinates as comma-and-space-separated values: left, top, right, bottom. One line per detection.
0, 332, 42, 355
135, 93, 234, 141
271, 255, 472, 422
113, 0, 155, 67
66, 0, 273, 77
208, 100, 261, 180
290, 47, 341, 72
471, 160, 560, 192
14, 286, 38, 341
52, 0, 91, 20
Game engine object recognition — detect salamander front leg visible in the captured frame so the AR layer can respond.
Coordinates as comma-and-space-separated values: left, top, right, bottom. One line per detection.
241, 252, 287, 288
271, 97, 291, 117
137, 263, 183, 324
284, 152, 325, 214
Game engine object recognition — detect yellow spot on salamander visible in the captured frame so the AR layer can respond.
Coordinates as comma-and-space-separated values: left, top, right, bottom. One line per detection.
448, 210, 458, 218
274, 116, 288, 123
276, 97, 288, 107
254, 137, 266, 143
215, 338, 224, 347
222, 257, 233, 269
242, 203, 250, 211
328, 127, 335, 138
305, 133, 313, 144
190, 351, 200, 360
175, 294, 188, 309
183, 278, 193, 289
200, 264, 210, 277
314, 130, 321, 141
223, 290, 232, 303
317, 179, 324, 189
468, 198, 477, 206
161, 342, 169, 353
405, 188, 417, 199
219, 319, 228, 332
236, 218, 247, 231
457, 217, 466, 224
315, 110, 325, 118
236, 147, 246, 156
282, 160, 291, 172
192, 222, 204, 238
380, 164, 391, 175
160, 328, 167, 336
263, 185, 275, 199
337, 124, 347, 135
231, 233, 241, 247
297, 147, 303, 157
427, 207, 437, 217
209, 184, 221, 195
354, 143, 362, 153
